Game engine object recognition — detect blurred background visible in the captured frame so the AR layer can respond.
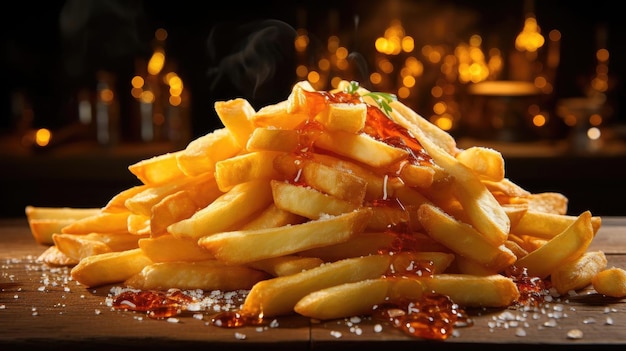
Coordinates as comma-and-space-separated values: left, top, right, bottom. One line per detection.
2, 0, 625, 218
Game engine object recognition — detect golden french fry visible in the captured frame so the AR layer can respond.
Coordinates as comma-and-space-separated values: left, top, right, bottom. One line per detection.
271, 180, 359, 220
394, 162, 437, 188
127, 213, 150, 235
315, 102, 367, 133
314, 129, 409, 168
455, 146, 505, 182
365, 205, 413, 232
247, 255, 324, 277
483, 178, 531, 200
138, 235, 214, 263
25, 206, 103, 245
148, 176, 223, 236
214, 98, 257, 149
420, 274, 520, 308
125, 172, 216, 217
198, 208, 372, 265
128, 151, 186, 186
149, 190, 198, 236
27, 219, 80, 246
453, 255, 501, 276
251, 99, 308, 129
246, 127, 300, 153
70, 248, 152, 288
511, 210, 602, 239
386, 98, 458, 155
297, 231, 397, 261
240, 204, 306, 230
514, 211, 595, 279
125, 260, 269, 291
176, 128, 241, 176
551, 250, 607, 295
102, 185, 148, 213
418, 203, 516, 272
168, 179, 273, 240
61, 211, 130, 235
299, 161, 367, 204
240, 254, 393, 318
25, 206, 101, 220
215, 151, 283, 192
294, 277, 426, 320
592, 267, 626, 298
53, 232, 145, 261
528, 192, 569, 215
53, 233, 112, 261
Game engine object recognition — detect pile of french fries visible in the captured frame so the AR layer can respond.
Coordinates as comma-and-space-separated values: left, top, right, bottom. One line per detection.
26, 80, 626, 322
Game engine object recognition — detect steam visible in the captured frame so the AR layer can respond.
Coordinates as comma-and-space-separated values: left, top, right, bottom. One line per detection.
206, 19, 297, 105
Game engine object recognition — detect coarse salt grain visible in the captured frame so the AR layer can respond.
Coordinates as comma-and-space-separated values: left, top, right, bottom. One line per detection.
567, 329, 583, 339
234, 332, 246, 340
330, 330, 342, 338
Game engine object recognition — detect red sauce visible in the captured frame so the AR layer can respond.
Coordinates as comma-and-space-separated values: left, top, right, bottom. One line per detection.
505, 265, 548, 307
111, 289, 195, 319
302, 90, 432, 166
372, 293, 473, 340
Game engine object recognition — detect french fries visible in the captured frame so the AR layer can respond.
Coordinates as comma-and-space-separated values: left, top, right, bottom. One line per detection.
26, 79, 614, 329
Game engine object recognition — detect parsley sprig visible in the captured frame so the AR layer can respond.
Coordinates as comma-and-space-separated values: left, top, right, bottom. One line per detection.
345, 81, 397, 117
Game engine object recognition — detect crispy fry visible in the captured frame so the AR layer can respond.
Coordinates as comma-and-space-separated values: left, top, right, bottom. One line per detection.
168, 179, 273, 240
125, 260, 269, 291
53, 232, 145, 261
512, 210, 602, 239
592, 267, 626, 298
240, 254, 393, 318
25, 206, 103, 245
315, 102, 367, 133
176, 128, 241, 176
70, 248, 152, 288
514, 211, 595, 279
138, 235, 214, 262
214, 98, 256, 149
215, 151, 283, 192
102, 185, 147, 213
271, 180, 359, 220
128, 151, 186, 186
551, 250, 607, 295
455, 146, 505, 182
419, 274, 520, 308
418, 203, 516, 272
314, 129, 409, 168
294, 277, 426, 320
247, 255, 324, 277
246, 127, 300, 153
240, 204, 306, 230
61, 211, 130, 235
198, 208, 372, 265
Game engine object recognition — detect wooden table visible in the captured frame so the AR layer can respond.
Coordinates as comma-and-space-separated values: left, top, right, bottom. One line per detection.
1, 217, 626, 350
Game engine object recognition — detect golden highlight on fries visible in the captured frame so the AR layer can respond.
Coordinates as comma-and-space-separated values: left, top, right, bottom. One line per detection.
27, 80, 613, 335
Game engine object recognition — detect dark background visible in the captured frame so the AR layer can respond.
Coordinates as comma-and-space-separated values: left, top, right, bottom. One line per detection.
1, 0, 625, 218
3, 0, 625, 138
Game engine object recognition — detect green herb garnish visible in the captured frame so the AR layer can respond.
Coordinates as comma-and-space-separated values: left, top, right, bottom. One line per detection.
345, 81, 397, 117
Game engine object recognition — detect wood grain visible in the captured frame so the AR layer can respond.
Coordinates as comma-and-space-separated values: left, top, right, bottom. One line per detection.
1, 217, 625, 350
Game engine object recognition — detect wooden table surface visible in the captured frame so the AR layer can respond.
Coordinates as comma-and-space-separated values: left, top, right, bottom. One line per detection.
1, 217, 626, 350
